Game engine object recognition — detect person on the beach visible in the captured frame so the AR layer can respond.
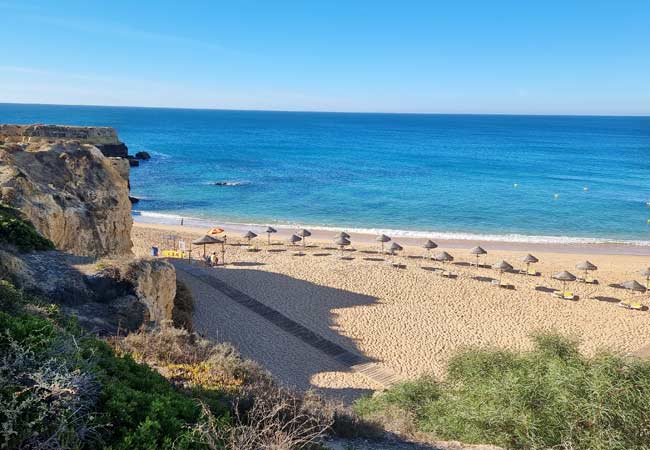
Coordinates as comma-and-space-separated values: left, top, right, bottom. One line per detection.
210, 251, 218, 267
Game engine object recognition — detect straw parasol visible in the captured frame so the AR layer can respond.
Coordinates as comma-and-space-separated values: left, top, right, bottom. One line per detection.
522, 254, 539, 274
552, 270, 576, 292
192, 235, 221, 257
423, 240, 438, 259
297, 229, 311, 247
335, 236, 351, 257
288, 234, 302, 246
208, 227, 224, 236
265, 226, 277, 245
469, 246, 487, 267
640, 268, 650, 289
243, 230, 257, 247
376, 234, 391, 253
389, 242, 403, 255
621, 280, 646, 293
336, 231, 351, 239
493, 260, 513, 285
575, 260, 597, 280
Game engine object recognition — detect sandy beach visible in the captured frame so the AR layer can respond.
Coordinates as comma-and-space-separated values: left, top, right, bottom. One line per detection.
132, 220, 650, 400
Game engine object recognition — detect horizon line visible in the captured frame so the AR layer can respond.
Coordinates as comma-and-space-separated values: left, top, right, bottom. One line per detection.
1, 101, 649, 118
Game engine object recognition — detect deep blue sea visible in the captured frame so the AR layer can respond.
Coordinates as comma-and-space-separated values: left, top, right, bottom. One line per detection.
2, 103, 650, 244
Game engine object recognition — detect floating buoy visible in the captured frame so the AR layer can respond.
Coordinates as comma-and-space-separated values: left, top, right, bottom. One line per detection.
513, 183, 519, 188
647, 218, 650, 225
646, 201, 650, 207
554, 193, 559, 199
583, 186, 589, 191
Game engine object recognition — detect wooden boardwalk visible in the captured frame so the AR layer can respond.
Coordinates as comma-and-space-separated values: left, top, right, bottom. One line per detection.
176, 262, 401, 388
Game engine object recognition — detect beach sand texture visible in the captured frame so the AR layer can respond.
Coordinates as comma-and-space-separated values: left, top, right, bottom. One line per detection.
132, 222, 650, 400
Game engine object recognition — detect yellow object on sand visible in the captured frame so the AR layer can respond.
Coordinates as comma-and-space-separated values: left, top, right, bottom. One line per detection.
161, 250, 188, 258
527, 268, 537, 276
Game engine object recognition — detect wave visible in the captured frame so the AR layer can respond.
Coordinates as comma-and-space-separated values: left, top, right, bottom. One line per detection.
131, 210, 650, 247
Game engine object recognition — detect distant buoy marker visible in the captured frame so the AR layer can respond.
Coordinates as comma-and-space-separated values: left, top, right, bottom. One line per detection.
583, 186, 589, 191
513, 183, 518, 189
554, 193, 559, 200
646, 201, 650, 207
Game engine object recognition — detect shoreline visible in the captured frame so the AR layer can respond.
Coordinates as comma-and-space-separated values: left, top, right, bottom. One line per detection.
133, 212, 650, 256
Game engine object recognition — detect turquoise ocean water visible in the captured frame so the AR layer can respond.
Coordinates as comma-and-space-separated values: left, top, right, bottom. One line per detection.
2, 103, 649, 244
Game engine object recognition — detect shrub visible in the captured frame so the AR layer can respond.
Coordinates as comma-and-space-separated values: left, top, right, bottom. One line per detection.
0, 204, 54, 252
355, 333, 650, 450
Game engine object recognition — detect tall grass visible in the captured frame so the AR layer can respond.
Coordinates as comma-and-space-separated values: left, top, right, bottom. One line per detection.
355, 333, 650, 449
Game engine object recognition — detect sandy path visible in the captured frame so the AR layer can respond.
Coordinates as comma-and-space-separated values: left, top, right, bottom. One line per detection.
132, 222, 650, 396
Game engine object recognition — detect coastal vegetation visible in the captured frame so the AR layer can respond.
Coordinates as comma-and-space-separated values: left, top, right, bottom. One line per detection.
355, 333, 650, 449
0, 204, 54, 252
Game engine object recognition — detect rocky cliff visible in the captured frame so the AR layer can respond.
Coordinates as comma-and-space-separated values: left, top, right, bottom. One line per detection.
0, 133, 133, 257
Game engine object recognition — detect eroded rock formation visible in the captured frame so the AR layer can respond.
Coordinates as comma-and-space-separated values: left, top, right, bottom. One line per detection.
0, 140, 133, 257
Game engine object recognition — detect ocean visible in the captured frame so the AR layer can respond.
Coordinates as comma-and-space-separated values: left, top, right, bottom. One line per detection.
2, 103, 649, 244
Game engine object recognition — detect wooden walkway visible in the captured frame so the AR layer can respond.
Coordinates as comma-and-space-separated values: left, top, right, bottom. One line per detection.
176, 262, 401, 388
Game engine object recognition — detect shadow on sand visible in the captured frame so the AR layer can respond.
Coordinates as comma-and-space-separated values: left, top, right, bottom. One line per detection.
175, 262, 386, 403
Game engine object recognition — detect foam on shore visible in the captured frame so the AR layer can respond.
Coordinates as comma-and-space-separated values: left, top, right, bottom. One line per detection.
132, 210, 650, 247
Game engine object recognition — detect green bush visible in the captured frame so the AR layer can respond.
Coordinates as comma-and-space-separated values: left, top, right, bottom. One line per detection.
0, 204, 54, 252
355, 333, 650, 450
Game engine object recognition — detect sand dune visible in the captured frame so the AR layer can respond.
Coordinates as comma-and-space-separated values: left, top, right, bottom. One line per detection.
132, 222, 650, 396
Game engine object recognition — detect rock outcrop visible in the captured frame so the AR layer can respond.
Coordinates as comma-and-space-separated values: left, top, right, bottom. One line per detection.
0, 139, 133, 257
125, 259, 177, 324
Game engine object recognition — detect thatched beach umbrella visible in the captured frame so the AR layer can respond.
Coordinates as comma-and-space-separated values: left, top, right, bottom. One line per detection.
389, 242, 403, 255
493, 260, 513, 285
243, 230, 257, 247
621, 280, 646, 293
376, 234, 391, 253
192, 235, 220, 257
434, 251, 454, 269
265, 226, 277, 245
335, 236, 351, 257
469, 246, 487, 267
297, 229, 311, 247
288, 234, 302, 246
336, 231, 351, 239
522, 254, 539, 274
576, 260, 597, 280
552, 270, 576, 292
640, 268, 650, 288
423, 240, 438, 260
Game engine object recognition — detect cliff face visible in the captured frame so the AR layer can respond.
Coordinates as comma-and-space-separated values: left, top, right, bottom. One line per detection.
0, 139, 133, 257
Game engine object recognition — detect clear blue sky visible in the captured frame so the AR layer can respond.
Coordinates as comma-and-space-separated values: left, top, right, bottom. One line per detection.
1, 0, 649, 115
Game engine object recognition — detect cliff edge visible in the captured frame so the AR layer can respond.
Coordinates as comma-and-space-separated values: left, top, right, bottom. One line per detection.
0, 128, 133, 257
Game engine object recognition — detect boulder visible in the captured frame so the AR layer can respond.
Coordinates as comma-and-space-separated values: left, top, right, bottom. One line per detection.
0, 140, 133, 257
125, 258, 177, 324
134, 151, 151, 160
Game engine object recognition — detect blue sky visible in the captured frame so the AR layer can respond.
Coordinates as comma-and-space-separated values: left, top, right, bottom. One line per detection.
1, 0, 649, 114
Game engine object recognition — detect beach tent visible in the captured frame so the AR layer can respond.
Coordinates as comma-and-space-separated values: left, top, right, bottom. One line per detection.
552, 270, 576, 292
376, 234, 391, 253
243, 230, 257, 246
288, 234, 302, 246
423, 240, 438, 259
522, 254, 539, 275
192, 234, 221, 257
265, 226, 277, 245
469, 246, 487, 267
335, 236, 351, 257
493, 260, 513, 285
297, 229, 312, 247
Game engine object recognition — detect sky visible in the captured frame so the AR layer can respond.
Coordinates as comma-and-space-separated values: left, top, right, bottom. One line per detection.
0, 0, 649, 115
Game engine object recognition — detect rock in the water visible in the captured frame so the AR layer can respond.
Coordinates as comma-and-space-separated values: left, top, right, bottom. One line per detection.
96, 142, 129, 158
128, 157, 140, 167
135, 151, 151, 160
129, 196, 140, 204
0, 139, 133, 257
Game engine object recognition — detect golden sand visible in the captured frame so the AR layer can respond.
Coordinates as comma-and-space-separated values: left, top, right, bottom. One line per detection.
131, 221, 650, 395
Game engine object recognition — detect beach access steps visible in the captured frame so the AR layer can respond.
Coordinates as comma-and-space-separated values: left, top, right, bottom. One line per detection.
175, 261, 402, 388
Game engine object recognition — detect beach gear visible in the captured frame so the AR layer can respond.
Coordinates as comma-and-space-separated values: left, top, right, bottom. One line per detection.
521, 254, 539, 275
423, 240, 438, 259
376, 234, 391, 252
192, 234, 221, 256
265, 226, 277, 244
469, 246, 487, 267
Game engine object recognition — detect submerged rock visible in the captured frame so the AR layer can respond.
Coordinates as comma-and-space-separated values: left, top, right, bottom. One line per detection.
135, 151, 151, 160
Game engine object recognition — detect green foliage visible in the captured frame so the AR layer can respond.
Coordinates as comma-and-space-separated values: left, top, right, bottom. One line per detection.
0, 204, 54, 252
355, 333, 650, 450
